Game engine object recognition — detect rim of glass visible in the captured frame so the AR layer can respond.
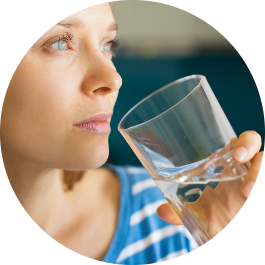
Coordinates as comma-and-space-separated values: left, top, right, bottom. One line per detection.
118, 74, 207, 130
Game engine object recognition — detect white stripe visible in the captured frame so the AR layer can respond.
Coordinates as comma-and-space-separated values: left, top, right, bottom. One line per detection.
132, 179, 156, 195
156, 249, 188, 262
130, 199, 167, 226
127, 167, 147, 175
116, 225, 186, 263
190, 239, 199, 250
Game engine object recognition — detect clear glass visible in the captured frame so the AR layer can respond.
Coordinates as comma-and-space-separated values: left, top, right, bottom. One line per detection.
118, 75, 250, 246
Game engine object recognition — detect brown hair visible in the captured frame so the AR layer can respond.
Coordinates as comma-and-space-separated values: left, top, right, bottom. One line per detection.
63, 170, 85, 191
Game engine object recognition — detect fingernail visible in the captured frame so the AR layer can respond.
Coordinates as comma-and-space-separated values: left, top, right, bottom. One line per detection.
242, 181, 255, 198
233, 146, 248, 162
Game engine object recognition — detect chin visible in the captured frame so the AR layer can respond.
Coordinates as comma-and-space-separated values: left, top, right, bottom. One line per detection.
59, 143, 110, 171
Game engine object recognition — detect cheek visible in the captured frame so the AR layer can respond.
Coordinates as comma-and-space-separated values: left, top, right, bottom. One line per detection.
1, 57, 79, 160
14, 56, 80, 126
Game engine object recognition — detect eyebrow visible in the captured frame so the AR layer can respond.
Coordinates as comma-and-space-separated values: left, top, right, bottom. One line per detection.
57, 19, 118, 31
57, 19, 85, 28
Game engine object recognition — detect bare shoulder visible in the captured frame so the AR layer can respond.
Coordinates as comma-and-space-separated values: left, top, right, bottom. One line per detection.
79, 168, 120, 205
57, 167, 120, 259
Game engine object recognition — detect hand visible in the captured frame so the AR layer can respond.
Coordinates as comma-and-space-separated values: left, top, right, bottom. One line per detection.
157, 131, 263, 230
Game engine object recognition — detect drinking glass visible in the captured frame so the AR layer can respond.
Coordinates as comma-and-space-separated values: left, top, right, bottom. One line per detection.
118, 75, 250, 246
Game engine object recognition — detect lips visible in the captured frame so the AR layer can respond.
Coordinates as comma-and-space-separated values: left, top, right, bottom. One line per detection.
73, 113, 112, 133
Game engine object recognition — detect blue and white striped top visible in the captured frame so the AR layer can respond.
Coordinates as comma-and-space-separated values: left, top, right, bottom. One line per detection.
102, 165, 198, 264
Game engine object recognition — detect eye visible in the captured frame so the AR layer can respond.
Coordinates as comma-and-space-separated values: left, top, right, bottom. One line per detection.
100, 42, 112, 52
48, 39, 68, 50
45, 33, 73, 51
100, 39, 119, 54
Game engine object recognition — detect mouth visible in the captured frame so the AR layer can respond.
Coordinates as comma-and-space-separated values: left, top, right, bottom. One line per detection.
73, 113, 112, 133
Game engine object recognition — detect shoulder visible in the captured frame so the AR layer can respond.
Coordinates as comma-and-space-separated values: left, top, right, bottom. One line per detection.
109, 164, 151, 182
106, 164, 166, 208
102, 166, 197, 265
106, 165, 166, 227
107, 165, 157, 196
109, 165, 165, 208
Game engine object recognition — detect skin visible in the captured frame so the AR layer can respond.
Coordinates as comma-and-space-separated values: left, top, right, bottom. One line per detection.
0, 2, 263, 260
1, 3, 122, 260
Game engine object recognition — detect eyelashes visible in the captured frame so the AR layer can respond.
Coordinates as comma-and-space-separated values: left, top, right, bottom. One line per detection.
109, 38, 120, 57
108, 38, 119, 49
57, 33, 74, 43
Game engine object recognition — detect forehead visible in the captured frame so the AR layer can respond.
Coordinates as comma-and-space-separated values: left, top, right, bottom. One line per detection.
30, 3, 117, 51
58, 3, 116, 31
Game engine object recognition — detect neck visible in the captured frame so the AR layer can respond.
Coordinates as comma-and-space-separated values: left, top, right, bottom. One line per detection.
2, 150, 79, 236
2, 148, 119, 238
2, 148, 120, 258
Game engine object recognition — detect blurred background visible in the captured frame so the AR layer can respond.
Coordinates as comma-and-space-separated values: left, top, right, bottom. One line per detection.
107, 0, 264, 166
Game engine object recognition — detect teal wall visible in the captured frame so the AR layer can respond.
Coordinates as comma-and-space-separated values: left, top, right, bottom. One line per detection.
108, 54, 264, 165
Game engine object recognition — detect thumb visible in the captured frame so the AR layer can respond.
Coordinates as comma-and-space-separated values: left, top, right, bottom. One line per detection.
157, 203, 183, 226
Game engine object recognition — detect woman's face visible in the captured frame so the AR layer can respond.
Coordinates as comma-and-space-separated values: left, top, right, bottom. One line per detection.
1, 3, 122, 170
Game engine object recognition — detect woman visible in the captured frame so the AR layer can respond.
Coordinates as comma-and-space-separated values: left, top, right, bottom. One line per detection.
0, 2, 263, 264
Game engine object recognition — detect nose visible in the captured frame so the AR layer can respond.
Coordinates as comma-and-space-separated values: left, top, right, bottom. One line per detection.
81, 54, 122, 96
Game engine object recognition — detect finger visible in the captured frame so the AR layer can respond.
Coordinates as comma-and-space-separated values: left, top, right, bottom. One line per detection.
240, 151, 263, 199
157, 203, 183, 226
232, 131, 262, 163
